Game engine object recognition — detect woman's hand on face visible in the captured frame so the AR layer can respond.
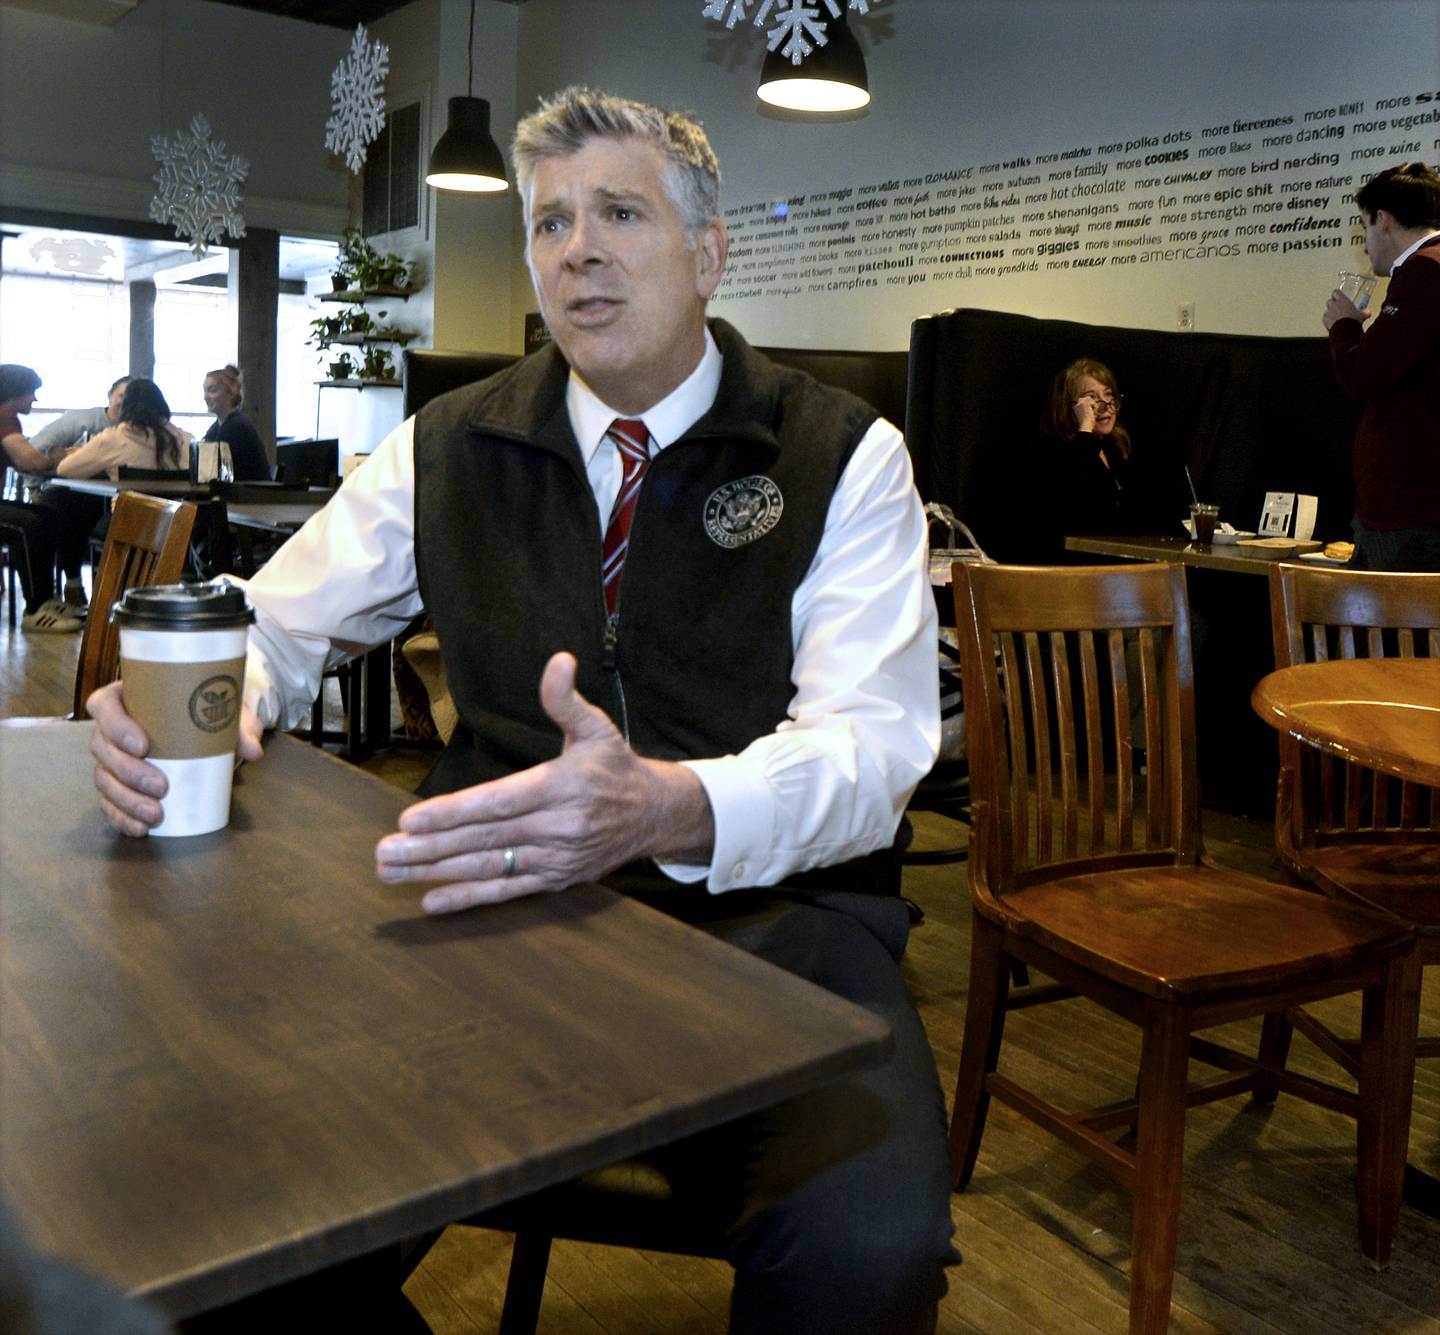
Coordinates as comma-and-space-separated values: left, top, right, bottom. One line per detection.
1072, 395, 1098, 433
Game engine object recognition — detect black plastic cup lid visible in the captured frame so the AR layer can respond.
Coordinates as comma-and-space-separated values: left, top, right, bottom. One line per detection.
111, 581, 256, 630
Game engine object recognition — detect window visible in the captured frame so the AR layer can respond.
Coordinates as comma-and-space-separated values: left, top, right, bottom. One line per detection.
363, 101, 422, 238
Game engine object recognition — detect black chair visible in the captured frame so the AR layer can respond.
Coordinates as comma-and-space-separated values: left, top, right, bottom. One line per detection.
116, 466, 190, 482
275, 439, 339, 487
402, 349, 521, 418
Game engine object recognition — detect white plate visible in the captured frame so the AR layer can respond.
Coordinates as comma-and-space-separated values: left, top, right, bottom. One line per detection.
1211, 530, 1256, 545
1297, 551, 1353, 567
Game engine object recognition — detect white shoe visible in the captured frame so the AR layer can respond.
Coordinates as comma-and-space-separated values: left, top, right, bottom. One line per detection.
22, 604, 83, 633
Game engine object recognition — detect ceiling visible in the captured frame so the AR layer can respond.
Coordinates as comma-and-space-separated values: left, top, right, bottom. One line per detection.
0, 0, 523, 28
207, 0, 417, 26
209, 0, 524, 26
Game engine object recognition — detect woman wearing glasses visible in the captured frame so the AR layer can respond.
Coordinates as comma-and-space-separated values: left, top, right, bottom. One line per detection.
1003, 357, 1160, 563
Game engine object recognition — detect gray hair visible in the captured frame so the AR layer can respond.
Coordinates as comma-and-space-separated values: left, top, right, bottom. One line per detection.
512, 87, 721, 240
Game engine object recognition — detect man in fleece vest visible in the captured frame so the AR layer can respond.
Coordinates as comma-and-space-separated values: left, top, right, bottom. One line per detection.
88, 87, 957, 1332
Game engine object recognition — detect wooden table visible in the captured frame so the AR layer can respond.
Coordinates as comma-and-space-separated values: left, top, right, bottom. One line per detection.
226, 499, 328, 535
1066, 533, 1326, 575
0, 724, 891, 1320
1252, 659, 1440, 786
41, 474, 215, 501
1253, 657, 1440, 1214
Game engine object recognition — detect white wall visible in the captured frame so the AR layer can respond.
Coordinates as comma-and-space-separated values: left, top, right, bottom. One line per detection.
507, 0, 1440, 346
429, 0, 518, 351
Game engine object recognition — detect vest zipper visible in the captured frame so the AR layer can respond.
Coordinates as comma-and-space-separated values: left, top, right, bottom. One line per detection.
603, 611, 630, 742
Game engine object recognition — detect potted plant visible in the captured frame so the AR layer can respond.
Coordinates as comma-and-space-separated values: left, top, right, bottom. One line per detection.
336, 228, 412, 292
361, 346, 395, 381
307, 313, 344, 352
327, 352, 356, 382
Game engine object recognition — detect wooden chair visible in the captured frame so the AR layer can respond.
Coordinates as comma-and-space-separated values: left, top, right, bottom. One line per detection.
948, 561, 1420, 1335
1263, 562, 1440, 1080
71, 491, 197, 720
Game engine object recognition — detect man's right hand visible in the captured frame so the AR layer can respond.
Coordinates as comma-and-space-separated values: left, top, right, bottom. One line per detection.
87, 680, 264, 836
1323, 290, 1365, 331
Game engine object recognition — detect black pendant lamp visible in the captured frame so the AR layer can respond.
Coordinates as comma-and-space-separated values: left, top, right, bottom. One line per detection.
757, 11, 870, 113
425, 0, 508, 193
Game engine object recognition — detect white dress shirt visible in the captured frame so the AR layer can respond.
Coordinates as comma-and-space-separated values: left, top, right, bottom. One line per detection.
239, 330, 940, 892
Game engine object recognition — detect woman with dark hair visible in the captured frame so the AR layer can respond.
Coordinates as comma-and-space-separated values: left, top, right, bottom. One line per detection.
202, 364, 270, 480
57, 378, 193, 480
1003, 357, 1170, 563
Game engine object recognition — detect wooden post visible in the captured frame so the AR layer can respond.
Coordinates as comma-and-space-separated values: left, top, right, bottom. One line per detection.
128, 279, 156, 379
236, 226, 279, 473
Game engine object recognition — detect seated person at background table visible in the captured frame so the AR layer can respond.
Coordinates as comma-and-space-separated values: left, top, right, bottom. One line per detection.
201, 364, 270, 481
87, 86, 958, 1334
1322, 160, 1440, 573
995, 357, 1175, 563
57, 379, 192, 482
27, 376, 129, 613
0, 364, 83, 634
31, 375, 129, 459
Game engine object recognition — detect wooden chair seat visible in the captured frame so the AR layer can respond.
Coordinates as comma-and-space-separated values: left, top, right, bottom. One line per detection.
949, 561, 1421, 1335
1002, 865, 1412, 1005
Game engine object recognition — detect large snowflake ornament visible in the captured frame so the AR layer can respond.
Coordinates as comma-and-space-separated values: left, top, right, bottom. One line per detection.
762, 0, 829, 63
702, 0, 756, 26
703, 0, 881, 60
149, 114, 248, 259
325, 23, 390, 174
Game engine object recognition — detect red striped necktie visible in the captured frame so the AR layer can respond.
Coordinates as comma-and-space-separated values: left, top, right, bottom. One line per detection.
601, 417, 651, 614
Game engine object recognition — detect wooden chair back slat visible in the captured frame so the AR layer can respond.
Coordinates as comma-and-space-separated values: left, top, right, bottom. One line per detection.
954, 563, 1197, 897
1108, 628, 1133, 850
1079, 632, 1105, 853
1269, 564, 1440, 856
1024, 632, 1053, 864
1138, 627, 1165, 848
73, 493, 198, 719
1051, 631, 1081, 859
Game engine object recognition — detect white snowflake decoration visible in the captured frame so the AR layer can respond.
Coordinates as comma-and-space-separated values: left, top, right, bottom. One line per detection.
763, 0, 829, 63
149, 114, 248, 259
325, 23, 390, 174
703, 0, 881, 60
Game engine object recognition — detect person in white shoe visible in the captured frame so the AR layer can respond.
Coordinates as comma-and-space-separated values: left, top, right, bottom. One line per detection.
0, 365, 83, 634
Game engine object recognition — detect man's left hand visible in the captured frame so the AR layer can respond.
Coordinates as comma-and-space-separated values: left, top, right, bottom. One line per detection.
1323, 290, 1365, 330
374, 651, 715, 914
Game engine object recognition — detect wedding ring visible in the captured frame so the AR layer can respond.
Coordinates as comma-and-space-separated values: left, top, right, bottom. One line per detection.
501, 846, 517, 878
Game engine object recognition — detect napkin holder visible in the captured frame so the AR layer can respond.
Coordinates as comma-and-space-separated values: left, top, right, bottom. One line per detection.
190, 439, 234, 485
1258, 492, 1317, 542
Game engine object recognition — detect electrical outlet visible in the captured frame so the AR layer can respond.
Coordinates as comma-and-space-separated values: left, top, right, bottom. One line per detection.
1178, 302, 1196, 331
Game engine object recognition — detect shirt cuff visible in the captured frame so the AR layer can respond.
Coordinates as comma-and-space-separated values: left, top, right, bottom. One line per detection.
653, 755, 777, 892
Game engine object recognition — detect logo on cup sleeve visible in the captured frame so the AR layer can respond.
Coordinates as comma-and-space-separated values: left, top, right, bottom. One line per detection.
189, 674, 241, 733
703, 476, 784, 549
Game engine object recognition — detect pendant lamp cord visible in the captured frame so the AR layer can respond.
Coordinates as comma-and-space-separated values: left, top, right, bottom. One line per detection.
467, 0, 475, 97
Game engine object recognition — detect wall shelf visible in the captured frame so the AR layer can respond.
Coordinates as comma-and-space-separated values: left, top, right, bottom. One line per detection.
321, 286, 412, 303
315, 378, 402, 389
328, 330, 414, 346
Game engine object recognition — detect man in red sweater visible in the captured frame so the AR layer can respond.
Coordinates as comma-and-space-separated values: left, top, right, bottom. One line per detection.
1324, 161, 1440, 571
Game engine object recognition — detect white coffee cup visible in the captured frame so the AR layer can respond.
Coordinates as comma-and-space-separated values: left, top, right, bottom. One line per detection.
113, 582, 255, 837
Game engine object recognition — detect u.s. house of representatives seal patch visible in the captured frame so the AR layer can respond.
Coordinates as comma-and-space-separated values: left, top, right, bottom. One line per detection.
704, 476, 784, 549
189, 674, 241, 733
